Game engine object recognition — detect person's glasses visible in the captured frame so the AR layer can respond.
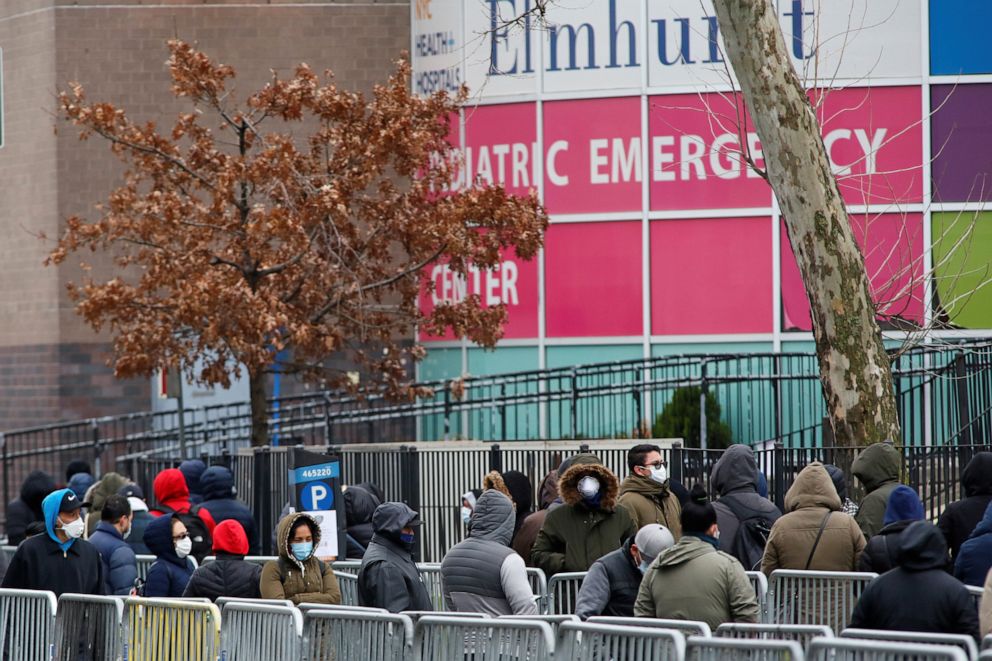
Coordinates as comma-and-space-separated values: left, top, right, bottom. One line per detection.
642, 461, 666, 469
172, 532, 189, 541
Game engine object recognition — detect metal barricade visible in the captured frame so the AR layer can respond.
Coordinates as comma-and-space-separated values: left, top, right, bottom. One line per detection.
545, 572, 587, 615
557, 621, 685, 661
687, 635, 805, 661
984, 634, 992, 651
588, 616, 711, 637
746, 571, 768, 621
299, 603, 388, 615
715, 623, 833, 652
767, 570, 876, 633
414, 614, 554, 661
808, 637, 970, 661
840, 628, 978, 661
304, 609, 414, 661
403, 610, 486, 625
337, 572, 360, 606
526, 568, 547, 612
969, 586, 983, 612
54, 593, 123, 661
215, 596, 293, 611
416, 563, 447, 612
0, 587, 57, 661
134, 555, 156, 581
332, 560, 362, 574
123, 597, 221, 661
498, 614, 577, 637
219, 602, 302, 661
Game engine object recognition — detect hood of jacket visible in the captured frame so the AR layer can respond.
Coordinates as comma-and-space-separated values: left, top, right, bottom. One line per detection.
144, 513, 185, 565
199, 466, 236, 501
969, 500, 992, 539
42, 488, 76, 552
711, 444, 760, 496
962, 452, 992, 497
468, 489, 515, 546
179, 460, 206, 495
655, 535, 715, 568
21, 471, 56, 509
68, 473, 95, 501
560, 462, 619, 511
502, 470, 533, 513
823, 465, 848, 501
154, 469, 191, 509
895, 520, 949, 571
213, 519, 249, 555
883, 485, 924, 526
344, 484, 381, 526
538, 470, 559, 509
852, 442, 901, 492
275, 512, 322, 566
784, 462, 842, 513
89, 473, 129, 512
354, 481, 384, 503
371, 502, 420, 542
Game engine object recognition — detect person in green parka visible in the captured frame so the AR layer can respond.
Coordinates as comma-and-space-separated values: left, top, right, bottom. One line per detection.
852, 441, 902, 540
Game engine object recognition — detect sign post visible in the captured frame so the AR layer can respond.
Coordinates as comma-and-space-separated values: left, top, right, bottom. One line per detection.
287, 447, 346, 560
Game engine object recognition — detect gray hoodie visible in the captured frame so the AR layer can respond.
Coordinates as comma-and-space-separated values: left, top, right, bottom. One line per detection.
710, 445, 782, 561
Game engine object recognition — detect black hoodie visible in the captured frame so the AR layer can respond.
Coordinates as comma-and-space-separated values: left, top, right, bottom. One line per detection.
849, 521, 979, 641
938, 452, 992, 561
6, 471, 56, 545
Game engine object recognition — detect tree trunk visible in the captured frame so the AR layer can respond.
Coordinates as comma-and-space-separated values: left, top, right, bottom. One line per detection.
711, 0, 901, 447
249, 369, 269, 447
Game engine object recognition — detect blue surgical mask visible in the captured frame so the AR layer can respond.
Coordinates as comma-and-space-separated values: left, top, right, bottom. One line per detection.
291, 542, 313, 561
399, 532, 415, 544
639, 561, 652, 574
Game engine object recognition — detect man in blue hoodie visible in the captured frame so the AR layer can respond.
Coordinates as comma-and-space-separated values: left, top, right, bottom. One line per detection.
2, 488, 104, 596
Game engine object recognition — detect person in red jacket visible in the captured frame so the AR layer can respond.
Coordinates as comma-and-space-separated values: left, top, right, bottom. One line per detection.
149, 468, 216, 563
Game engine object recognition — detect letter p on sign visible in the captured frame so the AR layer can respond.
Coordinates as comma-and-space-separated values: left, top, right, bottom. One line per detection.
301, 481, 333, 510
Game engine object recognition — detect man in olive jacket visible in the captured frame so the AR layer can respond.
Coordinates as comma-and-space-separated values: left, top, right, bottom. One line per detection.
530, 454, 636, 578
852, 442, 902, 539
617, 444, 682, 538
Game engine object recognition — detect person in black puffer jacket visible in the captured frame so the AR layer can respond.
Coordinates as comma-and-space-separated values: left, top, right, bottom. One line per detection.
939, 452, 992, 562
858, 485, 925, 574
198, 466, 259, 555
183, 520, 262, 601
344, 482, 381, 556
6, 471, 56, 545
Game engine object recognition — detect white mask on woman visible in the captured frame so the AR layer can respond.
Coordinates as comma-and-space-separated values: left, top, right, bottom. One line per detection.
175, 536, 193, 559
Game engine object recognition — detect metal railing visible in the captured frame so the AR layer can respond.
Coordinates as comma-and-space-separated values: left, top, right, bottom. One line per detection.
587, 616, 711, 638
218, 602, 303, 661
767, 570, 877, 631
0, 588, 57, 661
53, 593, 123, 661
414, 614, 554, 661
686, 635, 805, 661
840, 628, 978, 661
807, 637, 971, 661
545, 572, 587, 616
304, 609, 413, 661
556, 621, 685, 661
715, 622, 834, 653
123, 597, 221, 661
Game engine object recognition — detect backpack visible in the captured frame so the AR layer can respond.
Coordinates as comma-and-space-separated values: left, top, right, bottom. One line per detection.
157, 503, 212, 563
720, 497, 775, 571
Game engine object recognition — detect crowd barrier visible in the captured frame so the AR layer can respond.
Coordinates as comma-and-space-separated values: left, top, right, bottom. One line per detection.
337, 572, 360, 606
415, 614, 554, 661
715, 622, 833, 652
0, 587, 57, 661
807, 637, 971, 661
969, 585, 984, 611
123, 597, 220, 661
558, 621, 685, 661
767, 570, 877, 632
545, 572, 586, 615
498, 613, 577, 637
686, 635, 805, 661
745, 571, 768, 618
218, 602, 302, 661
53, 593, 122, 661
588, 615, 711, 637
303, 609, 413, 661
840, 628, 978, 661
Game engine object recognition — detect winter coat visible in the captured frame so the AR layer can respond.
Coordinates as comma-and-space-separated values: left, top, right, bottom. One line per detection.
127, 505, 153, 556
358, 503, 433, 613
89, 521, 138, 596
344, 483, 381, 550
617, 473, 682, 539
981, 567, 992, 637
149, 468, 216, 528
179, 460, 207, 505
531, 462, 637, 577
143, 514, 195, 598
260, 513, 341, 605
2, 488, 105, 597
940, 452, 992, 562
761, 462, 865, 576
852, 443, 901, 539
68, 473, 95, 501
198, 466, 259, 555
184, 521, 262, 601
955, 500, 992, 586
710, 444, 782, 565
575, 537, 642, 620
83, 472, 131, 537
442, 490, 536, 616
513, 509, 549, 566
502, 470, 534, 536
850, 521, 979, 641
857, 520, 913, 575
634, 535, 759, 630
6, 470, 56, 545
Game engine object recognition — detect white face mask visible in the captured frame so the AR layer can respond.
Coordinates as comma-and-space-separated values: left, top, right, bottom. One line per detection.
175, 536, 193, 559
122, 524, 132, 540
649, 465, 668, 485
578, 476, 601, 498
59, 516, 85, 540
460, 506, 472, 526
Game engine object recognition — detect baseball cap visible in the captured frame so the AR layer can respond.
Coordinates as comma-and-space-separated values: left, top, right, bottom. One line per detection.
634, 524, 676, 563
118, 483, 144, 500
59, 491, 90, 513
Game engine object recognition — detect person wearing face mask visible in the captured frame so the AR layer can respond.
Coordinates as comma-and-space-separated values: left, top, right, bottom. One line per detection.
88, 495, 138, 596
2, 488, 104, 596
142, 514, 196, 598
260, 513, 341, 605
575, 524, 675, 620
634, 484, 758, 629
530, 453, 636, 579
618, 444, 683, 539
358, 502, 433, 612
460, 489, 482, 528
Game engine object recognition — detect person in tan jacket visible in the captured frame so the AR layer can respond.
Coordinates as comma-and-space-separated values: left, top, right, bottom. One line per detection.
761, 462, 866, 576
617, 444, 682, 539
260, 512, 341, 605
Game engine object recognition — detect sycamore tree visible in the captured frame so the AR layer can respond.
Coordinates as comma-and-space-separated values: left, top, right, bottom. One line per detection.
48, 40, 548, 446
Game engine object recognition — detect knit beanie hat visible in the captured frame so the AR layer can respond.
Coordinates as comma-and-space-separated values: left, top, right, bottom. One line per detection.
681, 484, 717, 534
883, 485, 924, 526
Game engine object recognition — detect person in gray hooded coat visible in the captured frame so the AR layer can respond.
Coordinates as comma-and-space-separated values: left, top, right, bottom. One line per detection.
441, 478, 537, 616
358, 502, 433, 613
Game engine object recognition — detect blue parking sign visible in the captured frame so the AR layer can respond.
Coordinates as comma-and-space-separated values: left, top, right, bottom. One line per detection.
300, 481, 334, 511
